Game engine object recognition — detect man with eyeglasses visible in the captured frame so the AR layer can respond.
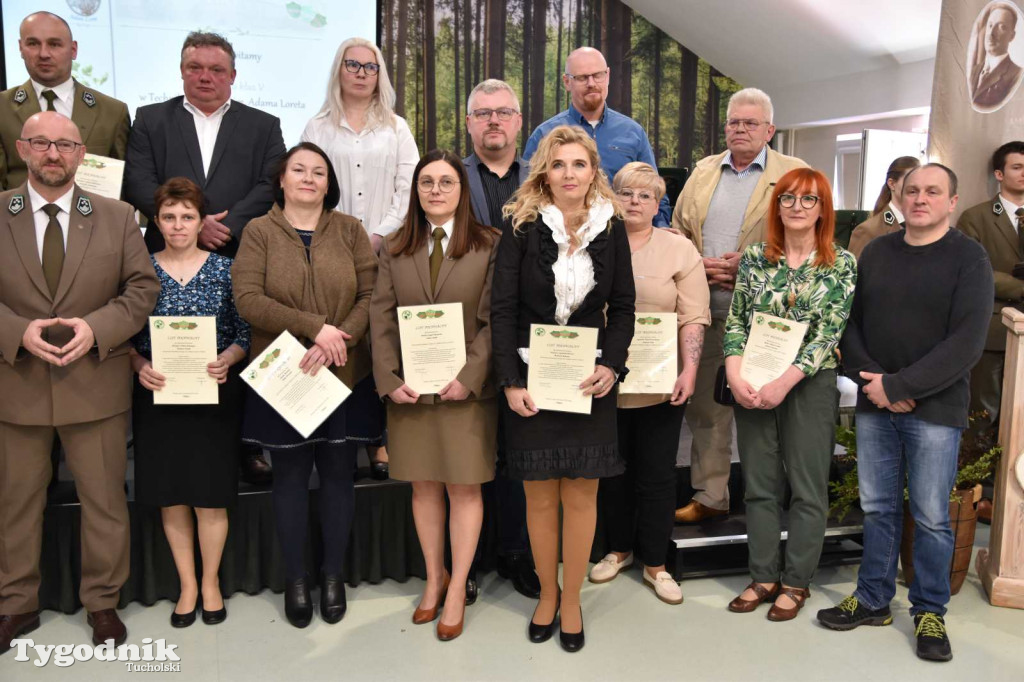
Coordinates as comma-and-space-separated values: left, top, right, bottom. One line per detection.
460, 79, 541, 602
0, 111, 159, 655
124, 31, 285, 260
670, 87, 807, 524
522, 47, 670, 226
0, 11, 130, 190
124, 30, 284, 483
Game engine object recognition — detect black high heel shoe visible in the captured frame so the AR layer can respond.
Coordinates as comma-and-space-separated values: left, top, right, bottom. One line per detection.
369, 461, 389, 480
559, 606, 585, 653
528, 590, 560, 643
201, 594, 227, 625
170, 600, 198, 629
285, 577, 313, 628
320, 573, 347, 624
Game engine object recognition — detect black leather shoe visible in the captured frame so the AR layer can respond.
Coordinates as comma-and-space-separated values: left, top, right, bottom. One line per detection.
201, 602, 227, 625
320, 573, 347, 624
285, 577, 313, 628
498, 553, 542, 599
465, 568, 479, 606
559, 606, 585, 653
528, 601, 559, 643
170, 607, 197, 628
369, 460, 389, 480
241, 448, 272, 484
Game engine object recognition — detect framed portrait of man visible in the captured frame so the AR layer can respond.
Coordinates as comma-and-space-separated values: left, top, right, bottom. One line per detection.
967, 0, 1024, 113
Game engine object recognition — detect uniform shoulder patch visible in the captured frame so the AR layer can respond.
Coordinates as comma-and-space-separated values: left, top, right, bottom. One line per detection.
82, 91, 96, 108
76, 196, 93, 215
993, 201, 1004, 215
8, 195, 25, 214
13, 89, 27, 104
883, 210, 895, 225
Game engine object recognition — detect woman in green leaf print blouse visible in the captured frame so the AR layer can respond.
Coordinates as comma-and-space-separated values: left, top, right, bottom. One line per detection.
722, 168, 856, 622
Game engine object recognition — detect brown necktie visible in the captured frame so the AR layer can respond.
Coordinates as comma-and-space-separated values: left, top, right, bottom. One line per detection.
41, 90, 57, 111
1017, 207, 1024, 256
41, 204, 64, 296
429, 227, 445, 293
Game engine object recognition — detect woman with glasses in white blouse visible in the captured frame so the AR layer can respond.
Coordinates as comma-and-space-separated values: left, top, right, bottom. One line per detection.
302, 37, 420, 478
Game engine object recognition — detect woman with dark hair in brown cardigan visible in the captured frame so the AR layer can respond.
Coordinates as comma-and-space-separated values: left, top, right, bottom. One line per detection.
232, 142, 378, 629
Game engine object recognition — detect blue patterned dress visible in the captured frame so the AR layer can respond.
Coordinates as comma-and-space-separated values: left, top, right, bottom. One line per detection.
132, 253, 250, 508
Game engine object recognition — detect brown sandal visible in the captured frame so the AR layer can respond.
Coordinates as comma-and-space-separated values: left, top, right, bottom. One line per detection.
728, 581, 780, 613
766, 586, 810, 622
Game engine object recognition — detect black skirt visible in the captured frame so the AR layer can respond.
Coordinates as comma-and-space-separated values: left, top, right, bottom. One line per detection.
501, 373, 624, 481
132, 367, 243, 508
241, 374, 383, 451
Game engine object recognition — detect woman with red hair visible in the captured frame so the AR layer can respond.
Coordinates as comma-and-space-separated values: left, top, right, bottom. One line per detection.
721, 168, 857, 621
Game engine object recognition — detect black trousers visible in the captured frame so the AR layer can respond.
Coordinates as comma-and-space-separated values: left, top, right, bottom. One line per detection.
271, 442, 357, 581
598, 401, 686, 567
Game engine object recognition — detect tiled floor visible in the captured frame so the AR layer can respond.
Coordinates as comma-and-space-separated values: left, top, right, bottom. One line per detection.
2, 526, 1022, 681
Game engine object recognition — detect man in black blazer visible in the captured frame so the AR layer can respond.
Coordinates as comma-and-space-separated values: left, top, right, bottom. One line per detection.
123, 31, 283, 481
461, 79, 540, 602
123, 31, 285, 259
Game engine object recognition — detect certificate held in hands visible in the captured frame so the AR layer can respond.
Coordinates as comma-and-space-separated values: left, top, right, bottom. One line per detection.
620, 312, 677, 394
241, 331, 352, 438
397, 302, 466, 394
740, 313, 808, 391
150, 316, 218, 405
527, 324, 599, 414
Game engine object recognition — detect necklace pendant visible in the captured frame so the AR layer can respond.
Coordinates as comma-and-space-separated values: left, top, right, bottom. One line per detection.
788, 291, 796, 308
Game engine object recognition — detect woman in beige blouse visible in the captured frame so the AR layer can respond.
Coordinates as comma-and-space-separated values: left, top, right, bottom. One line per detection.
589, 162, 710, 605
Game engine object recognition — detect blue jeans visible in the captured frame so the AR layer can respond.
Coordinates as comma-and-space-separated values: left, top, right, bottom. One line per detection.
853, 412, 961, 616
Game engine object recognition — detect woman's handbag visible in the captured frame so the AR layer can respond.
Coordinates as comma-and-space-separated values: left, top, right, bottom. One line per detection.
713, 365, 737, 406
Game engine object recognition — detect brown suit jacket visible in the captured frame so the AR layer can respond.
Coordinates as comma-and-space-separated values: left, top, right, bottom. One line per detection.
0, 183, 159, 426
971, 56, 1024, 110
848, 209, 902, 259
957, 196, 1024, 351
0, 79, 131, 190
370, 231, 499, 405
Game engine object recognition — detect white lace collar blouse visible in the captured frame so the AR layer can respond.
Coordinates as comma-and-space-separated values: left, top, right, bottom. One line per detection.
539, 198, 615, 325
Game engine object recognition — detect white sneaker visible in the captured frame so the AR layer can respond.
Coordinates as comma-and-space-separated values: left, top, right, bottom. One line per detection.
643, 569, 683, 605
588, 552, 633, 583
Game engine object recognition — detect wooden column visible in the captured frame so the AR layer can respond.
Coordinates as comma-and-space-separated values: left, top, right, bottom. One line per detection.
977, 307, 1024, 608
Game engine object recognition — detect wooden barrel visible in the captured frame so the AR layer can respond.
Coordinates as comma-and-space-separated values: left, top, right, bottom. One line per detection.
898, 486, 978, 595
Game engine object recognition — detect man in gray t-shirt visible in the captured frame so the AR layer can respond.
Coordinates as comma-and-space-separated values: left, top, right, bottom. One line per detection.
671, 88, 807, 522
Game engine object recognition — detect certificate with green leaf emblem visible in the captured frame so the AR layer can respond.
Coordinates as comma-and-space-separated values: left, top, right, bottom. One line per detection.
527, 324, 599, 414
150, 316, 218, 405
76, 154, 125, 200
620, 312, 677, 394
241, 330, 352, 438
397, 302, 466, 394
740, 313, 808, 391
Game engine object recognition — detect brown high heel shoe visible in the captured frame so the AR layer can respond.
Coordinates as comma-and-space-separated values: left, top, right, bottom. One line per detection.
436, 603, 464, 641
766, 586, 810, 622
412, 573, 450, 624
728, 581, 780, 613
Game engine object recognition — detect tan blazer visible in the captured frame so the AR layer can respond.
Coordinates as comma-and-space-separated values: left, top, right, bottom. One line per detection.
957, 196, 1024, 351
0, 183, 159, 426
370, 231, 500, 405
670, 147, 808, 255
848, 209, 902, 259
0, 79, 131, 190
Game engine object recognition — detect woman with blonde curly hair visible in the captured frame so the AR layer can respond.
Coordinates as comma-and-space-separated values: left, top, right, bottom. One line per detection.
490, 125, 635, 652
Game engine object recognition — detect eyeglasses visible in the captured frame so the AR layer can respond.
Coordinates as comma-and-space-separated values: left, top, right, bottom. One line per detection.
725, 119, 767, 131
470, 107, 519, 122
343, 59, 380, 75
19, 137, 83, 154
417, 178, 460, 193
778, 194, 820, 209
565, 69, 609, 84
616, 189, 657, 203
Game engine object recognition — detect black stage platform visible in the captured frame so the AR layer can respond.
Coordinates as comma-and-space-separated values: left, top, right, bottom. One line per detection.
39, 464, 862, 611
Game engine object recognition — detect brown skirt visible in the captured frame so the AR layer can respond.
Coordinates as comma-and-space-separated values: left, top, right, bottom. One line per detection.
387, 397, 497, 484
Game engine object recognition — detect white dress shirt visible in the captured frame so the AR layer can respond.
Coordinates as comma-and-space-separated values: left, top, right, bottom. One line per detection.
999, 194, 1023, 233
183, 97, 231, 176
887, 201, 905, 224
31, 77, 74, 118
27, 183, 73, 260
542, 199, 615, 325
301, 111, 419, 237
426, 218, 454, 256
